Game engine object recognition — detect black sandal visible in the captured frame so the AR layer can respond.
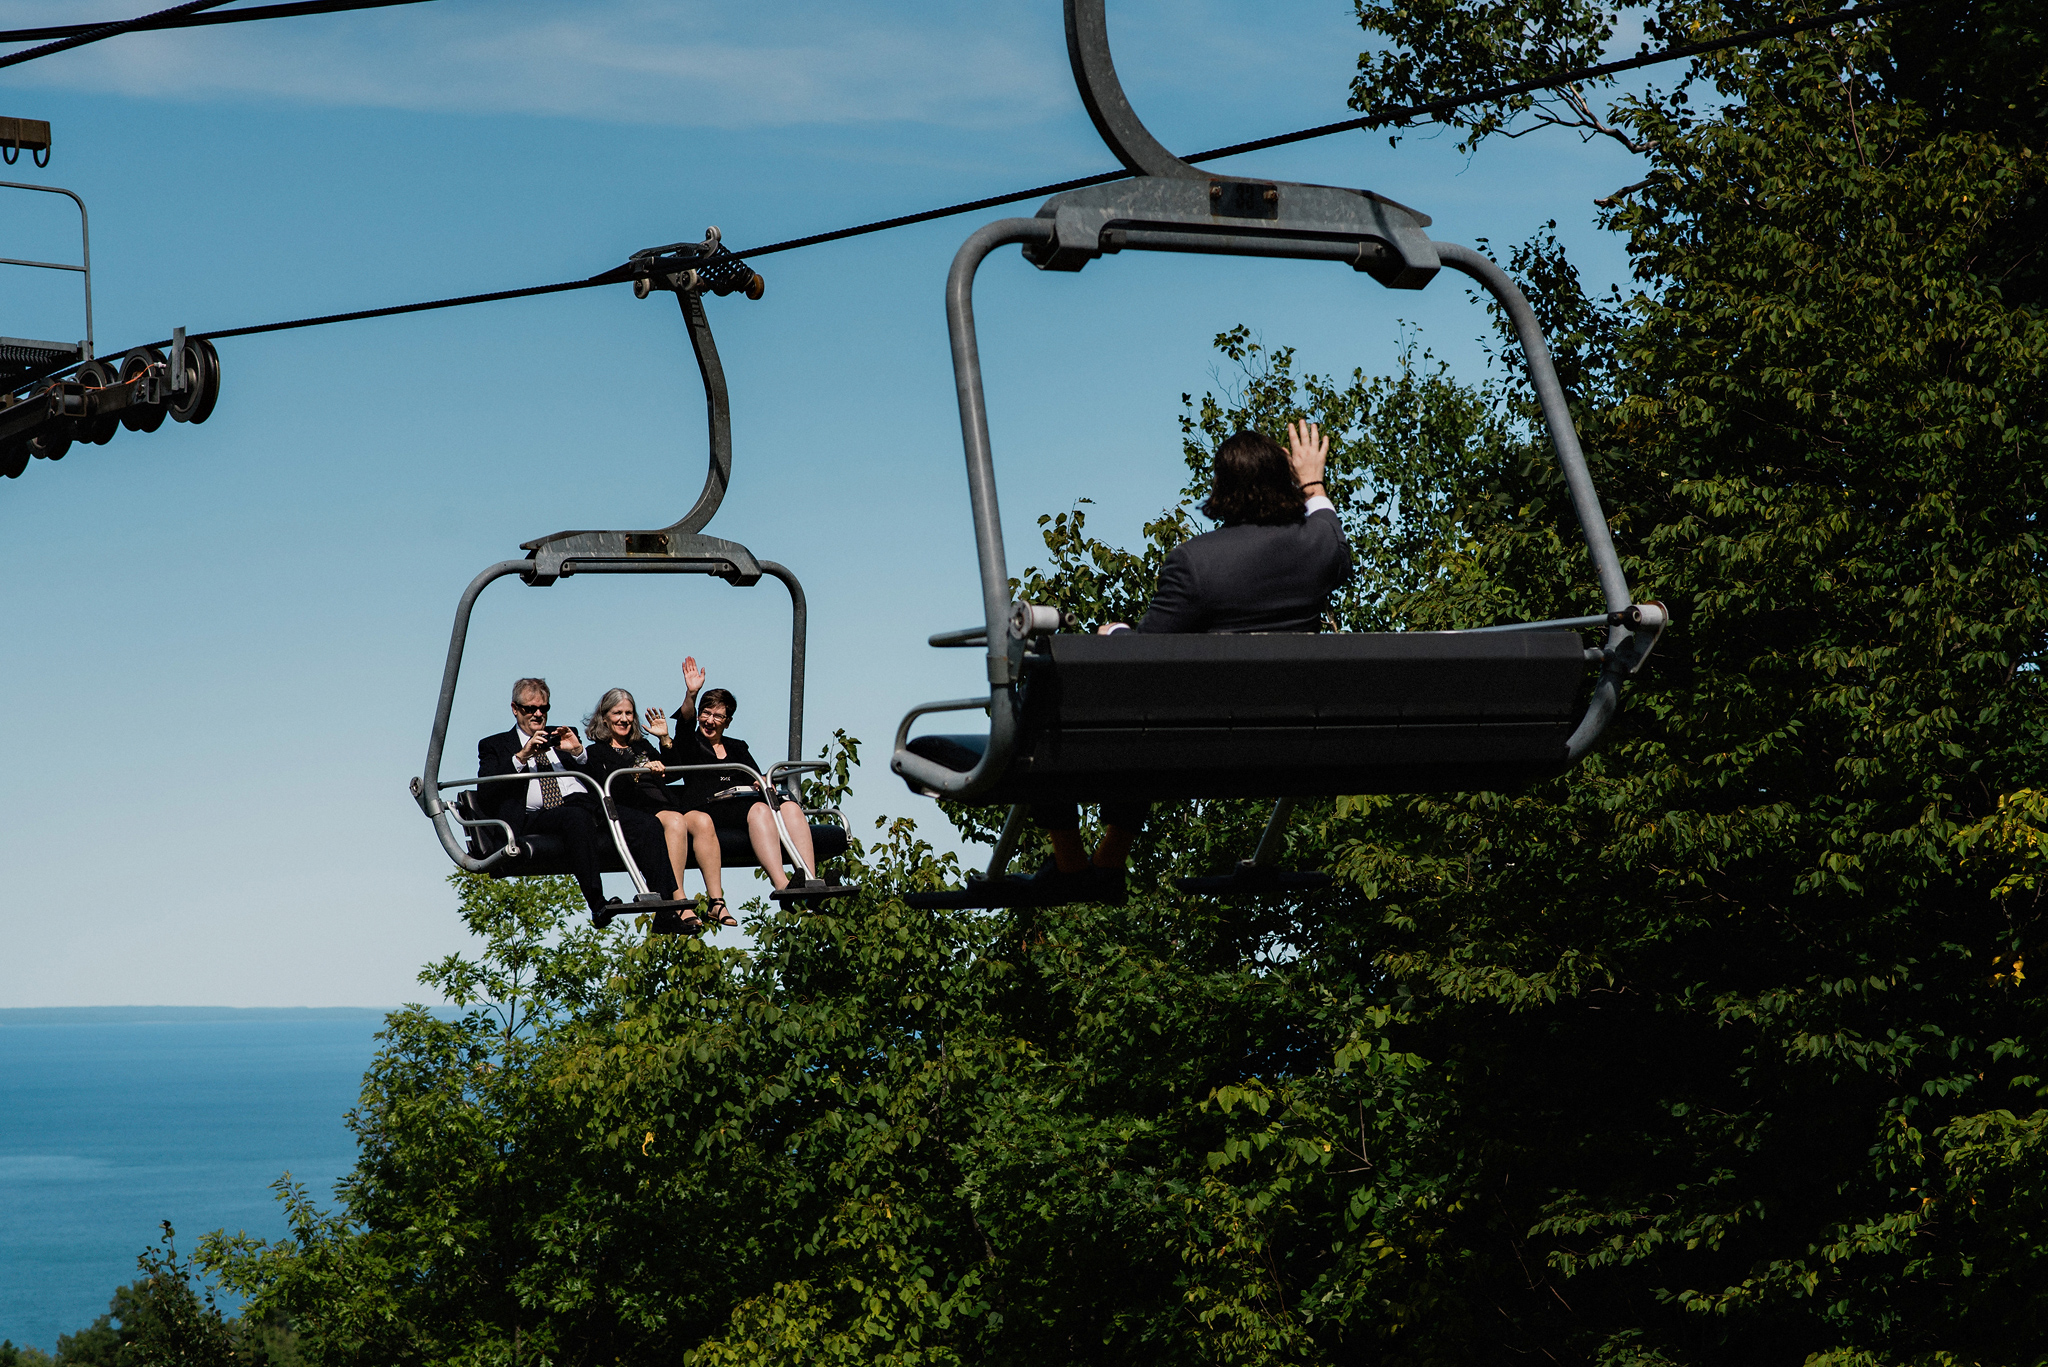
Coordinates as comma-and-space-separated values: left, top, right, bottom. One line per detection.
652, 907, 704, 936
707, 897, 738, 928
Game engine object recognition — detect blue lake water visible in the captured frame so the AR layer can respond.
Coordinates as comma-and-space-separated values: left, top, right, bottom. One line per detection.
0, 1007, 398, 1352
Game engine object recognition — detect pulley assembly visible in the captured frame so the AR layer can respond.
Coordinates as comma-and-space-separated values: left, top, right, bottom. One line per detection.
1, 329, 222, 479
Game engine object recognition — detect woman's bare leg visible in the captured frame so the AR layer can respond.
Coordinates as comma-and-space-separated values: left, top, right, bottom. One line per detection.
746, 802, 791, 889
655, 810, 692, 898
683, 810, 724, 901
1094, 823, 1138, 869
777, 801, 818, 874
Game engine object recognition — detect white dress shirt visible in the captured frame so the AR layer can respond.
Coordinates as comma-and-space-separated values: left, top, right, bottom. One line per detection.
516, 732, 590, 810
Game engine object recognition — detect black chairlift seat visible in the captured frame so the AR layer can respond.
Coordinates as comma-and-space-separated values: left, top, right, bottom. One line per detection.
452, 790, 848, 876
1, 337, 82, 389
903, 629, 1591, 804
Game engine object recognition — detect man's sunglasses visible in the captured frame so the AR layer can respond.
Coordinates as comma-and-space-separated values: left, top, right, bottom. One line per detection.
512, 701, 551, 715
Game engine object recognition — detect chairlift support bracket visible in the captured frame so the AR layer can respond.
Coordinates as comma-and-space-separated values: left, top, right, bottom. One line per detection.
519, 230, 766, 585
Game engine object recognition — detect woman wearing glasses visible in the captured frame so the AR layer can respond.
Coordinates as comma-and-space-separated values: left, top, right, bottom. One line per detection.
650, 654, 820, 910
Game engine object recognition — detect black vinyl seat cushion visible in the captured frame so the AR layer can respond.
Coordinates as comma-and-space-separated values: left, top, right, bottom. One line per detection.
905, 630, 1591, 802
456, 792, 848, 878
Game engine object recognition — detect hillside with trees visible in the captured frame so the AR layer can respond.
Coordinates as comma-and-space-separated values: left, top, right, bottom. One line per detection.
47, 0, 2039, 1362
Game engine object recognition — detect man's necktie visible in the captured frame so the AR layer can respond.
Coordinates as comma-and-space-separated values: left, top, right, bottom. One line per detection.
536, 746, 564, 808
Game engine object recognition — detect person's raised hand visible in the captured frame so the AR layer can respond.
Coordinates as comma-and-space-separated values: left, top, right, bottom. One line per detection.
644, 707, 670, 739
556, 728, 584, 758
681, 656, 706, 696
1286, 418, 1328, 492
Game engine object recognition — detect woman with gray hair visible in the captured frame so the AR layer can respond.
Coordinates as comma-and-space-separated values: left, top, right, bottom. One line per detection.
581, 686, 709, 931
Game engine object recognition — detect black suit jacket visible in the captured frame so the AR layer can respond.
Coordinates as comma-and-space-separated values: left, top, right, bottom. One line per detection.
1136, 506, 1353, 633
659, 727, 768, 810
581, 735, 681, 812
476, 726, 596, 834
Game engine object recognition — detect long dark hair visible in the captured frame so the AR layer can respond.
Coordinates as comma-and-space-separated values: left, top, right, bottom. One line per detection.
1200, 430, 1305, 525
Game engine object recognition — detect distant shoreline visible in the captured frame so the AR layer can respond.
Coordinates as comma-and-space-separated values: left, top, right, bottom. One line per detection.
0, 1006, 407, 1023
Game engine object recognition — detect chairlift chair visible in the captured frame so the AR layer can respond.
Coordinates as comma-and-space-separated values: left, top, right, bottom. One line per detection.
893, 0, 1668, 907
410, 230, 856, 918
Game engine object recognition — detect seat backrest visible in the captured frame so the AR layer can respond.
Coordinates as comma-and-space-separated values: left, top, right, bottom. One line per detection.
454, 790, 508, 858
1038, 631, 1588, 728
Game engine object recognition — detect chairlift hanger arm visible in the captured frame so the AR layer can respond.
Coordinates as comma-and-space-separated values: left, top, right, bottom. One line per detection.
519, 229, 769, 584
670, 287, 730, 535
1065, 0, 1197, 180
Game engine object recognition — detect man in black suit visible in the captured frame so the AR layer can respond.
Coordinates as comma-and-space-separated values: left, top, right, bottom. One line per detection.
1036, 419, 1353, 896
1114, 420, 1352, 635
477, 676, 679, 927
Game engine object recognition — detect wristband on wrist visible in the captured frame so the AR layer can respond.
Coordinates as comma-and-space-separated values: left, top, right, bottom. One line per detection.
1299, 479, 1326, 491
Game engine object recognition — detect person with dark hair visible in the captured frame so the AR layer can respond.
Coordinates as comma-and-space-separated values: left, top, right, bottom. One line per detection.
475, 677, 681, 929
658, 655, 820, 903
1036, 419, 1352, 897
1104, 420, 1350, 634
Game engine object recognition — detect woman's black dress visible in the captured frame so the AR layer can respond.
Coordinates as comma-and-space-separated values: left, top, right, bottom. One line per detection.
581, 735, 683, 814
660, 728, 770, 827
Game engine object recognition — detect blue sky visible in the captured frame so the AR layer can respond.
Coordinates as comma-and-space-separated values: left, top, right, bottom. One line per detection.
0, 0, 1654, 1006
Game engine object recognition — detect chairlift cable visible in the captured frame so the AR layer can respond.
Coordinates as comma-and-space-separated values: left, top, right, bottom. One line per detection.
0, 0, 439, 46
111, 0, 1921, 354
0, 0, 241, 70
725, 0, 1932, 261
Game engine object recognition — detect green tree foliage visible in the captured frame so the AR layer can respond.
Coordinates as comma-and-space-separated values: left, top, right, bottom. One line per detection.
4, 1224, 295, 1367
194, 2, 2046, 1362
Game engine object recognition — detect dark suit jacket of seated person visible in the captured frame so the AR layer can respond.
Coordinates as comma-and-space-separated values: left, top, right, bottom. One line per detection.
476, 677, 677, 920
1121, 435, 1352, 636
1053, 424, 1354, 843
579, 718, 684, 814
661, 710, 769, 825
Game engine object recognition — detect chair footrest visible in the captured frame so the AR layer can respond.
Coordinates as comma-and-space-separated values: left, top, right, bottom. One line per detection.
770, 880, 860, 904
901, 876, 1109, 910
1174, 867, 1332, 896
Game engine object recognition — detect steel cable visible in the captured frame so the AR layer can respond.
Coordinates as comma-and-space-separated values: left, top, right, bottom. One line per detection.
0, 0, 241, 69
90, 0, 1923, 352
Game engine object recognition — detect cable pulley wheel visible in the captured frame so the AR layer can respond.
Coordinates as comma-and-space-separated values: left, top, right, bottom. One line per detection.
0, 438, 28, 479
119, 347, 167, 432
167, 337, 219, 425
76, 360, 120, 444
29, 426, 72, 461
